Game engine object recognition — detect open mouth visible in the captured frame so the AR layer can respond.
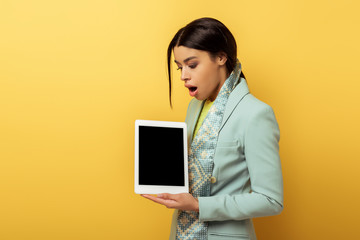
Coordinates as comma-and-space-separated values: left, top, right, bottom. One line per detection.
189, 87, 197, 93
187, 86, 198, 97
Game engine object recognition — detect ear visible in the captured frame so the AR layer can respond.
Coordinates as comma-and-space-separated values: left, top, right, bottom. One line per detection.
216, 52, 228, 66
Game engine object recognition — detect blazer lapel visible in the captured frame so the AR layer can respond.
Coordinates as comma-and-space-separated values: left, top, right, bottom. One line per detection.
186, 99, 204, 144
219, 78, 250, 132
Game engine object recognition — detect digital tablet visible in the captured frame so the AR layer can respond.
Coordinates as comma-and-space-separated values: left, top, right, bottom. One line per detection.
134, 120, 189, 194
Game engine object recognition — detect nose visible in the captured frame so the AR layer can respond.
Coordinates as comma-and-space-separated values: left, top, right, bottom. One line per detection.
180, 68, 190, 81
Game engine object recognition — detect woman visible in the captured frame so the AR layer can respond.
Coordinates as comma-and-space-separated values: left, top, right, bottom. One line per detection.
142, 17, 283, 240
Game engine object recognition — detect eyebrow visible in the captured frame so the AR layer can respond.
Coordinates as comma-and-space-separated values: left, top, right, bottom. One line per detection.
174, 56, 197, 64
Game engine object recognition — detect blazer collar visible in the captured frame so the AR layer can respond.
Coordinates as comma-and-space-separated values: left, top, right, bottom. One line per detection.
219, 77, 250, 132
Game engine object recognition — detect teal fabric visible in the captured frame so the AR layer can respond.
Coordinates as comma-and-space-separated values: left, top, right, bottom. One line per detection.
176, 61, 242, 240
169, 76, 283, 240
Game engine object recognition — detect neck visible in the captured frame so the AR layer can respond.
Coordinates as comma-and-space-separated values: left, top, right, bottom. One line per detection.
208, 66, 228, 101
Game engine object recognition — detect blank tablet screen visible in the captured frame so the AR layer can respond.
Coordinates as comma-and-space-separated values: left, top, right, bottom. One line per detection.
139, 126, 185, 186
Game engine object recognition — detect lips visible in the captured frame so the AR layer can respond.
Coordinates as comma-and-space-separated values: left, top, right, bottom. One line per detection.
185, 84, 198, 97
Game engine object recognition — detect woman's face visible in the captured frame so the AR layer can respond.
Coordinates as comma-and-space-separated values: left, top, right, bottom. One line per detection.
173, 46, 227, 101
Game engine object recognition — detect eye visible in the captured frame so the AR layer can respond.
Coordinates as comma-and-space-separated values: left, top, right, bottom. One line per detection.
177, 67, 182, 71
189, 63, 198, 69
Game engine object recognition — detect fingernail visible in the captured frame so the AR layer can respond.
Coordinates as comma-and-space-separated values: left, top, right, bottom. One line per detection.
157, 194, 163, 198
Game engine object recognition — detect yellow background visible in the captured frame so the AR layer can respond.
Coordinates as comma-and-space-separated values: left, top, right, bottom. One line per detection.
1, 0, 359, 239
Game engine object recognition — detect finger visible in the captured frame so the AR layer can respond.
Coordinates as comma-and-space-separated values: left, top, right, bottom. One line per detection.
146, 195, 179, 209
142, 194, 168, 201
141, 194, 159, 202
142, 194, 169, 205
140, 194, 152, 199
159, 193, 183, 201
157, 193, 172, 199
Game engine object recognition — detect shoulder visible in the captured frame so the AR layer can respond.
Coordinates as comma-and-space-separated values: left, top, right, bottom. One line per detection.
241, 94, 280, 141
230, 93, 280, 138
237, 93, 276, 120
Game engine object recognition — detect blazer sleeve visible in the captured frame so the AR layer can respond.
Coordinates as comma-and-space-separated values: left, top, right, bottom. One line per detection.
198, 104, 284, 222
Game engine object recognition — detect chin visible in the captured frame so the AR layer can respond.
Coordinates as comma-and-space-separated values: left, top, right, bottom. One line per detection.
194, 96, 206, 101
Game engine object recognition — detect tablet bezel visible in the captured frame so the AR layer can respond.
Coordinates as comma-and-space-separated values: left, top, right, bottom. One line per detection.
134, 120, 189, 194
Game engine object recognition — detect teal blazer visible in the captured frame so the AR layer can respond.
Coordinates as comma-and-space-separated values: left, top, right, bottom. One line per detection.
169, 78, 284, 240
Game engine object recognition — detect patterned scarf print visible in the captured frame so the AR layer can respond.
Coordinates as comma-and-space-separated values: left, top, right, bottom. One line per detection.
176, 60, 242, 240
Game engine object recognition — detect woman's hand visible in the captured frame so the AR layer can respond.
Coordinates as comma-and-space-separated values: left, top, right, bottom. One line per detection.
141, 193, 199, 212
